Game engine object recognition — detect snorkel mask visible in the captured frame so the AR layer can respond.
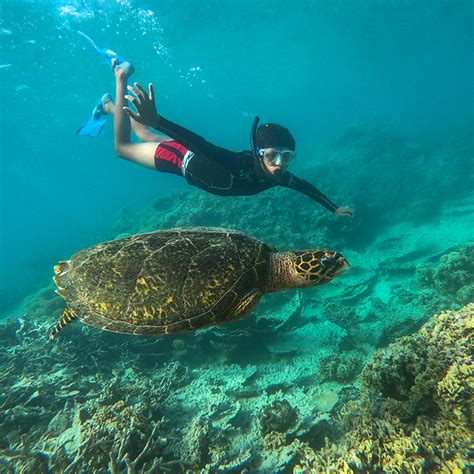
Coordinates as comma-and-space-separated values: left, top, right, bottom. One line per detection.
257, 147, 295, 167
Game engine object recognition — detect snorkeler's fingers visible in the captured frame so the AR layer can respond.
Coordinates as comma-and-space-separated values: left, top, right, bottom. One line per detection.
123, 107, 142, 123
124, 94, 141, 112
126, 85, 142, 104
149, 83, 155, 103
335, 207, 354, 218
134, 82, 148, 101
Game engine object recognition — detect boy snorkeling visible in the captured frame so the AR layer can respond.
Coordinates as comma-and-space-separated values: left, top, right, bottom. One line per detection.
81, 56, 354, 217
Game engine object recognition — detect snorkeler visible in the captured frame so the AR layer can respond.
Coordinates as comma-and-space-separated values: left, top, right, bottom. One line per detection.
79, 45, 354, 217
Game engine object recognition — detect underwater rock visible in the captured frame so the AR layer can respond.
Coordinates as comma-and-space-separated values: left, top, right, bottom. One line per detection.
431, 243, 474, 295
260, 433, 303, 473
265, 382, 292, 395
297, 416, 342, 452
171, 338, 188, 358
322, 301, 359, 330
361, 303, 473, 421
311, 388, 340, 414
210, 448, 254, 472
0, 436, 50, 474
226, 388, 260, 399
47, 409, 72, 436
112, 176, 346, 252
258, 291, 304, 333
266, 321, 346, 356
354, 295, 425, 349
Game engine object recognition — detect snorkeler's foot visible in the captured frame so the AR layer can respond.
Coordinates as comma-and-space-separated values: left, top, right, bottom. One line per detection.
101, 93, 114, 114
77, 95, 110, 137
113, 59, 135, 79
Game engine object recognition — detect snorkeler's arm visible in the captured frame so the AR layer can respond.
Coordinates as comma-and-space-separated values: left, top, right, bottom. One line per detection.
281, 173, 339, 213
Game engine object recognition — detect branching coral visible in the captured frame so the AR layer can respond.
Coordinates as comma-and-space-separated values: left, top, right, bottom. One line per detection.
0, 307, 189, 474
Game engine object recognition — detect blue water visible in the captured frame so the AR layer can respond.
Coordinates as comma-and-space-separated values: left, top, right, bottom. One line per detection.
1, 2, 473, 471
0, 1, 472, 313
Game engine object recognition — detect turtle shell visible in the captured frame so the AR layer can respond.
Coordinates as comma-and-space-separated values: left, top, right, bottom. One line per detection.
53, 227, 273, 335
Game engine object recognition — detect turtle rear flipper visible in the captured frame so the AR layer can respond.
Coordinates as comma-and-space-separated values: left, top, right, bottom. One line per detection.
53, 260, 71, 299
54, 260, 70, 277
49, 307, 78, 341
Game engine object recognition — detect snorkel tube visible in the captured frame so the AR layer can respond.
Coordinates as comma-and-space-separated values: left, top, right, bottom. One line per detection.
250, 115, 260, 158
251, 115, 271, 176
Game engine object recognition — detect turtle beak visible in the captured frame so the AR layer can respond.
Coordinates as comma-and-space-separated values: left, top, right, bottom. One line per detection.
334, 255, 350, 275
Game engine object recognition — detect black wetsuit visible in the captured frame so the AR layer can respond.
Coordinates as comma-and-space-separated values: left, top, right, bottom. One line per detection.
155, 116, 339, 213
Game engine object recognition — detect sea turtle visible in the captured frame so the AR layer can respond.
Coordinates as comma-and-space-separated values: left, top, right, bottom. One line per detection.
50, 227, 349, 339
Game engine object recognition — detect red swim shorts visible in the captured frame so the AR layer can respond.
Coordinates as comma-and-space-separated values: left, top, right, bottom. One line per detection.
154, 141, 189, 176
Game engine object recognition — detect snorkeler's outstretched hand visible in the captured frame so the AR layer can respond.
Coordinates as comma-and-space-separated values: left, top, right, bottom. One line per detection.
124, 82, 160, 129
335, 207, 354, 217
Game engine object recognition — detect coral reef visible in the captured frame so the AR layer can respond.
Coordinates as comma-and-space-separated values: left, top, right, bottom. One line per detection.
111, 183, 352, 259
312, 128, 474, 231
319, 353, 363, 383
7, 290, 470, 472
0, 128, 472, 472
296, 303, 474, 473
0, 288, 345, 473
416, 242, 474, 312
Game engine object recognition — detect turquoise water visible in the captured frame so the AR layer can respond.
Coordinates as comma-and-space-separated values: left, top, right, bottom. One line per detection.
0, 1, 473, 472
1, 0, 472, 312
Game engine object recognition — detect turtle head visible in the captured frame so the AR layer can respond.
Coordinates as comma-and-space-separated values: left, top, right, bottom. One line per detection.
292, 250, 349, 286
266, 249, 349, 292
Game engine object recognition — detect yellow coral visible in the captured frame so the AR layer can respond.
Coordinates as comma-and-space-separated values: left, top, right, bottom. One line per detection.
262, 431, 286, 450
295, 304, 474, 473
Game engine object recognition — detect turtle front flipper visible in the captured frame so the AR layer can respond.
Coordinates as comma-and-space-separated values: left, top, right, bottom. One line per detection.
49, 307, 78, 341
230, 289, 262, 321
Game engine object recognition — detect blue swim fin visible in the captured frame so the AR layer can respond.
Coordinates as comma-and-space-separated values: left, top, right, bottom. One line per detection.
77, 31, 128, 68
77, 94, 111, 137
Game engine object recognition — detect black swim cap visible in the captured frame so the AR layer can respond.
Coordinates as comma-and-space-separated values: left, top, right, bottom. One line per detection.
255, 123, 296, 151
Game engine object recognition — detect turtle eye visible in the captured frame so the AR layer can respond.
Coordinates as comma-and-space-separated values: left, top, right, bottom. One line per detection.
320, 256, 335, 268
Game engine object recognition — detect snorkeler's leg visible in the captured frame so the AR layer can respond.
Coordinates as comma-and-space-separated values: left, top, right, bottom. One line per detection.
113, 65, 158, 169
105, 100, 168, 143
